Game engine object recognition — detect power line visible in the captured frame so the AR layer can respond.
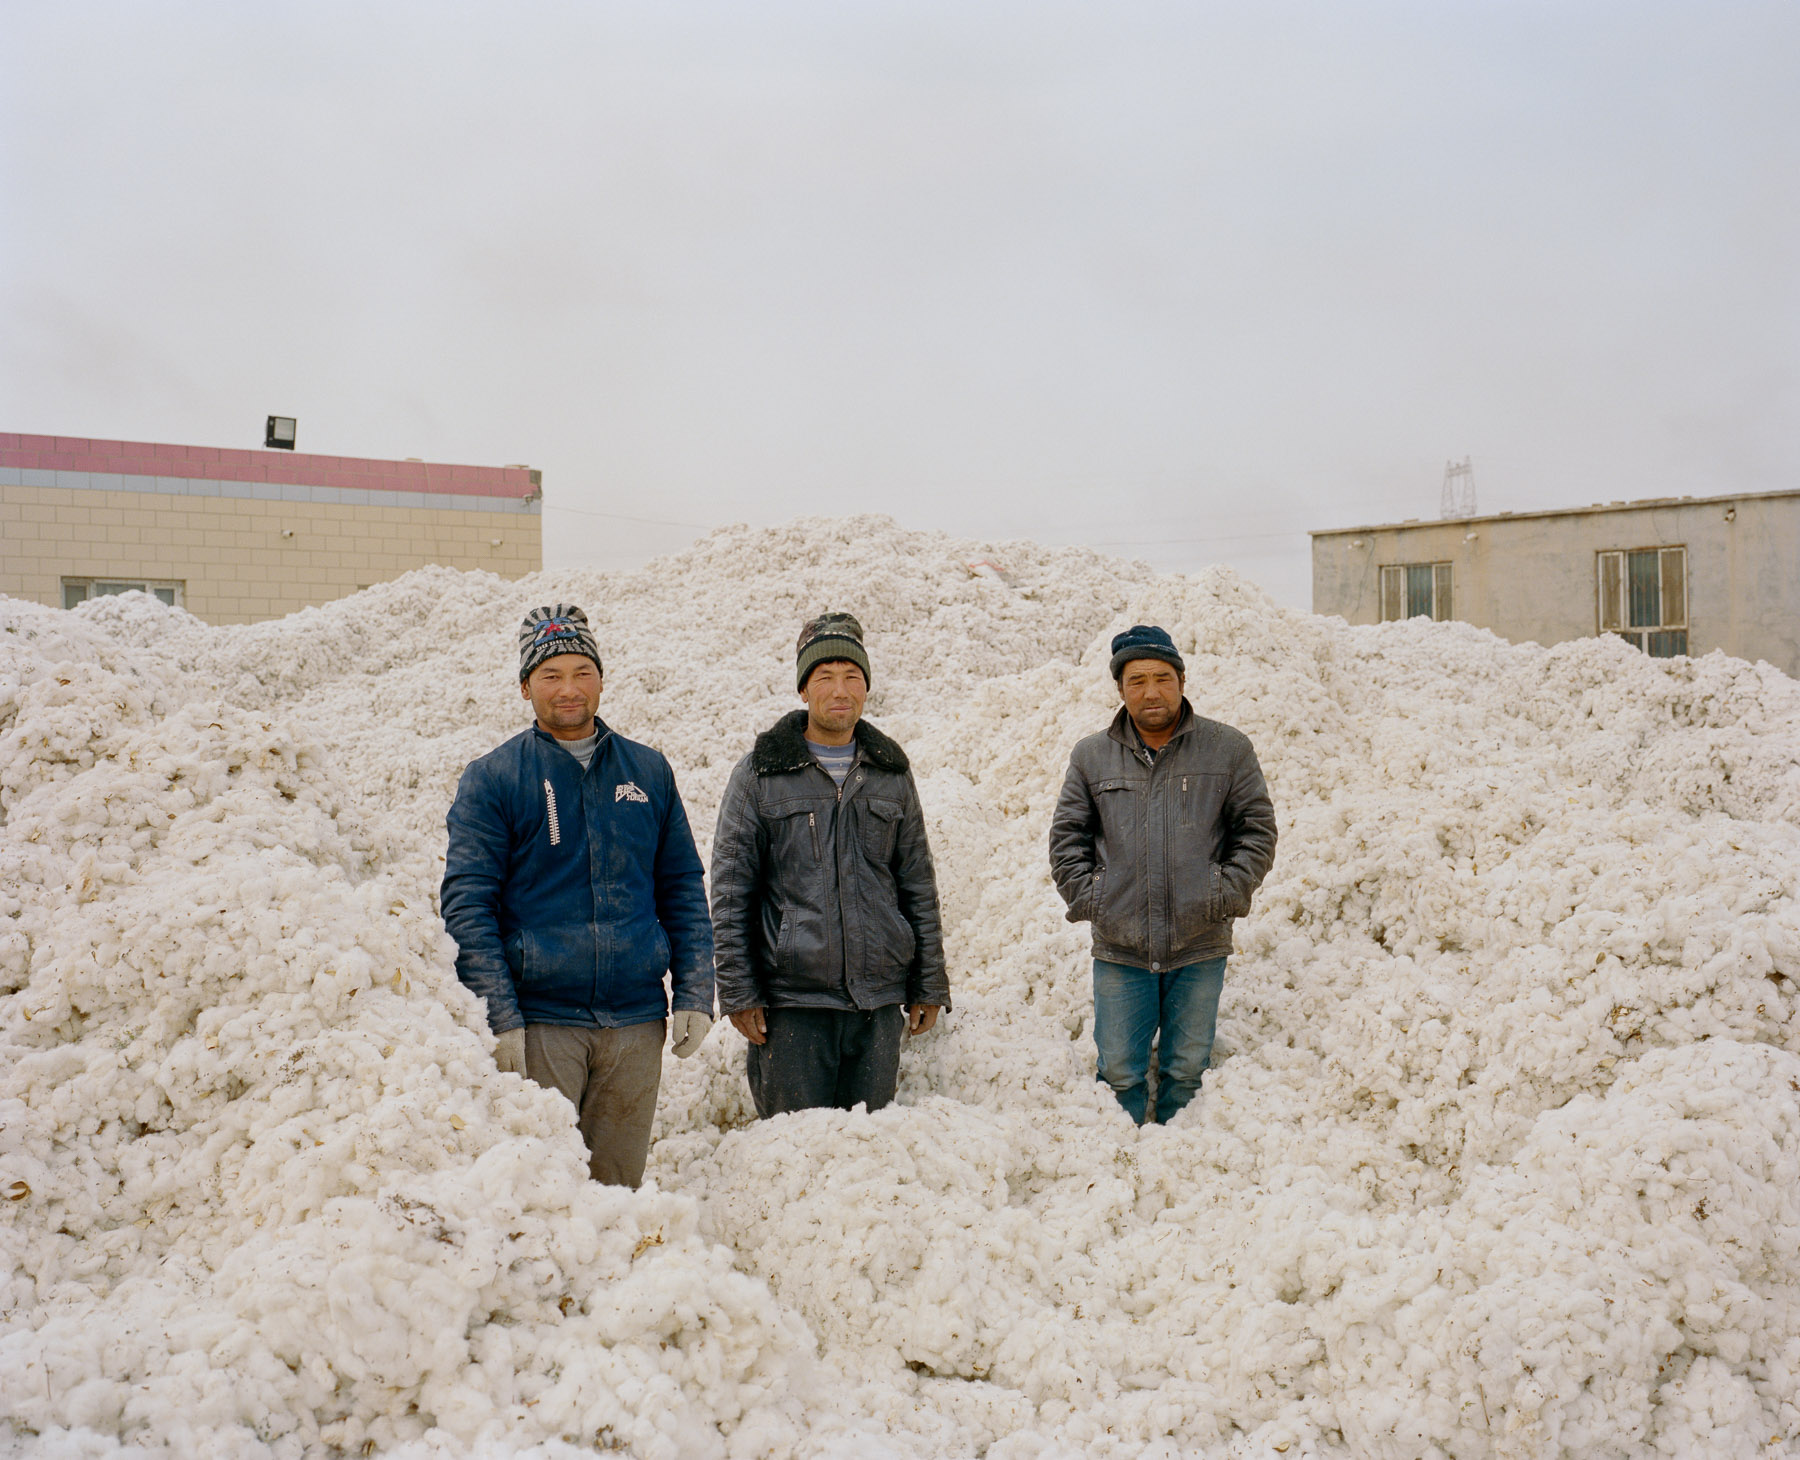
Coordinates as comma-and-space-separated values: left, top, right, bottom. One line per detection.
541, 500, 713, 530
1092, 528, 1307, 548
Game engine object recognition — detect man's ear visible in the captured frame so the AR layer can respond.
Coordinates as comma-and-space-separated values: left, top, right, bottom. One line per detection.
520, 679, 531, 700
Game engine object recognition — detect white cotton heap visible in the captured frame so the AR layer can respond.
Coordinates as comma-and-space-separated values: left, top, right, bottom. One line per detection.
3, 514, 1798, 1459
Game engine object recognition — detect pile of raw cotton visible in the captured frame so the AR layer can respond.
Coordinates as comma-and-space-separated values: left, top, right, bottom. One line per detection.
3, 515, 1799, 1459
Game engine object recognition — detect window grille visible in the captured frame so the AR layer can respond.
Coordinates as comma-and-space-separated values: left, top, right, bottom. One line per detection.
1596, 547, 1686, 657
1379, 562, 1452, 623
62, 578, 184, 610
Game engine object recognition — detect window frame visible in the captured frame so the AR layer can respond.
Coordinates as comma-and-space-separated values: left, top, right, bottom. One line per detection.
1378, 561, 1453, 623
61, 577, 186, 610
1595, 546, 1687, 658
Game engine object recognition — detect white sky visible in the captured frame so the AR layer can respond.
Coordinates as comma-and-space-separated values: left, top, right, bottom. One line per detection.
3, 2, 1796, 608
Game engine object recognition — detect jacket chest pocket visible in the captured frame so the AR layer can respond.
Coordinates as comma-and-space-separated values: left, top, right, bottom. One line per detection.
857, 797, 904, 864
1175, 772, 1229, 831
766, 799, 822, 860
1093, 777, 1141, 842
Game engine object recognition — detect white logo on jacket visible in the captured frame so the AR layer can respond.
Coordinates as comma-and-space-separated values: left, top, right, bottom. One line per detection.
614, 781, 649, 804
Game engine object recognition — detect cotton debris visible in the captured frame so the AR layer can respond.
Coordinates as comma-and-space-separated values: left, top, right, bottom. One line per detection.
2, 515, 1798, 1459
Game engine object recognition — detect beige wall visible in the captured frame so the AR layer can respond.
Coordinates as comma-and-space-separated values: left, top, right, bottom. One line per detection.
1310, 492, 1799, 677
0, 483, 541, 624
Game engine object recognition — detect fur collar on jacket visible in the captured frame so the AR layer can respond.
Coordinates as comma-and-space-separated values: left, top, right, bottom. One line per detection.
752, 709, 910, 776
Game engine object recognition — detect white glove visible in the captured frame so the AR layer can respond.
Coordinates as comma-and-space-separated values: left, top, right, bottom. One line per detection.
670, 1010, 711, 1059
493, 1027, 527, 1075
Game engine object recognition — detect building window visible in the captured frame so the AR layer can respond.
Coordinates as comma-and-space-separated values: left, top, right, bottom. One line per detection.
1379, 562, 1452, 622
62, 578, 185, 610
1596, 547, 1686, 657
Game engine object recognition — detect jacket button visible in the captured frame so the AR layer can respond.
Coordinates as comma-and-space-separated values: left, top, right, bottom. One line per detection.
1151, 962, 1161, 971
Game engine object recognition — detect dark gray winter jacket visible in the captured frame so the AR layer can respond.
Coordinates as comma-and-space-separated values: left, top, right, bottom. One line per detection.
710, 711, 949, 1016
1049, 702, 1276, 970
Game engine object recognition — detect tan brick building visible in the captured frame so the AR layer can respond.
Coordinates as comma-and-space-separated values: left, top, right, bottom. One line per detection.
1, 432, 541, 623
1310, 489, 1800, 678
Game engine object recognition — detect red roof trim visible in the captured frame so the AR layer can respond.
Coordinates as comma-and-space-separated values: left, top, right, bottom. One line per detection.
0, 432, 536, 499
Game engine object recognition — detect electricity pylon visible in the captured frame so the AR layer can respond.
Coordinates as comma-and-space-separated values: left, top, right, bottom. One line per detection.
1440, 457, 1476, 519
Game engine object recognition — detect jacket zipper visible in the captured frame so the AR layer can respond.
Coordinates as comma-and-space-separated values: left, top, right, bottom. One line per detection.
1165, 767, 1173, 964
544, 780, 561, 846
808, 810, 819, 859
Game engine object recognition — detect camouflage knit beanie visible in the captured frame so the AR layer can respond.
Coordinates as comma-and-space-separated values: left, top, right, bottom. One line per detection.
518, 603, 604, 682
796, 612, 871, 692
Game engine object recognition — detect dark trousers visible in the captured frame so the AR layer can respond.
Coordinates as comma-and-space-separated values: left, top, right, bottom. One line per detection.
523, 1021, 664, 1187
747, 1005, 906, 1119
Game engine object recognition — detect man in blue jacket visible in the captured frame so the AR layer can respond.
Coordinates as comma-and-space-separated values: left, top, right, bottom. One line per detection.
441, 603, 714, 1186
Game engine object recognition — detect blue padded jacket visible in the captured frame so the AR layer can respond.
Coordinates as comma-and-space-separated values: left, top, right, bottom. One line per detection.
441, 719, 714, 1033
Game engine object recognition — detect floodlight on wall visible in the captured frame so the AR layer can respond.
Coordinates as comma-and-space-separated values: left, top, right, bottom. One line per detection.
265, 416, 297, 450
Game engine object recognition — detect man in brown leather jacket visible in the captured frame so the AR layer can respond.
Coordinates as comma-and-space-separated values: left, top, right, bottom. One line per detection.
1049, 624, 1276, 1124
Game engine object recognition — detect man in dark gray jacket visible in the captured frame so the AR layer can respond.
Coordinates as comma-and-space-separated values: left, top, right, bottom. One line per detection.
1049, 624, 1276, 1124
711, 612, 949, 1118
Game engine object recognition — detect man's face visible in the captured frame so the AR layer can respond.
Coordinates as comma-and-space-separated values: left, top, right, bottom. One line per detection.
800, 660, 867, 737
1118, 659, 1183, 733
522, 653, 602, 737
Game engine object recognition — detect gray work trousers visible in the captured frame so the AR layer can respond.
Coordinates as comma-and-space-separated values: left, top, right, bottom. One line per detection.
522, 1021, 664, 1187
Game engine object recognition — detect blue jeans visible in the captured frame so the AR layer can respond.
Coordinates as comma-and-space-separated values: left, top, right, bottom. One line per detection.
1092, 957, 1226, 1124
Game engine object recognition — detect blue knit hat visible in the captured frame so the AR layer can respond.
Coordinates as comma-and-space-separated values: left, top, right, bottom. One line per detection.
1109, 624, 1185, 681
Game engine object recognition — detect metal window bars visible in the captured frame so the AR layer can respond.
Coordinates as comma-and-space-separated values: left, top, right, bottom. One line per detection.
1379, 562, 1453, 623
1596, 547, 1687, 657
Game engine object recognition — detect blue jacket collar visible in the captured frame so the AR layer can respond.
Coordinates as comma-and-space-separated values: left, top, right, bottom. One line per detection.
530, 715, 612, 747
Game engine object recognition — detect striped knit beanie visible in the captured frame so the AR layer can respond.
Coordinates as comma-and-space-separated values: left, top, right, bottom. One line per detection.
796, 612, 871, 691
519, 603, 603, 682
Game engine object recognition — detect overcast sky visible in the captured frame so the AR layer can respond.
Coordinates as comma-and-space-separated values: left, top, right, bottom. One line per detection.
3, 2, 1796, 607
